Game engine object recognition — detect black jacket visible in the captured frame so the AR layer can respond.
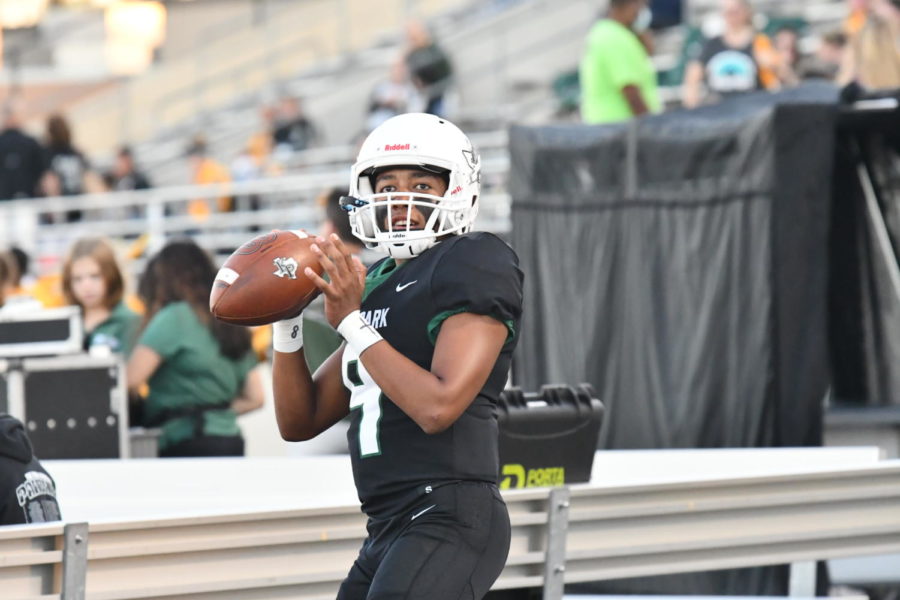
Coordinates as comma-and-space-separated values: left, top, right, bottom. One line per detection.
0, 414, 61, 525
0, 128, 45, 200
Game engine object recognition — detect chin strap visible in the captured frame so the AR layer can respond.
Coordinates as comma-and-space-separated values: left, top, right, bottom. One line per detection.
384, 237, 437, 259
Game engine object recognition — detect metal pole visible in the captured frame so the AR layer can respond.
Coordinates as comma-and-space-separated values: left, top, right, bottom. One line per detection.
856, 141, 900, 303
6, 363, 25, 421
146, 196, 166, 251
788, 560, 816, 598
61, 522, 89, 600
543, 487, 570, 600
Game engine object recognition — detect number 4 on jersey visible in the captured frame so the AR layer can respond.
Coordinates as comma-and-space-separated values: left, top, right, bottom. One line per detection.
342, 346, 383, 457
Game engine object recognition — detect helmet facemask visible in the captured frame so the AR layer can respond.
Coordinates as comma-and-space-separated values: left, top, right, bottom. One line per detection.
349, 189, 473, 259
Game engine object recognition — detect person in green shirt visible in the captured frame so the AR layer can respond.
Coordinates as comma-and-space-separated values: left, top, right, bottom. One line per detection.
127, 240, 264, 457
579, 0, 662, 124
62, 237, 141, 357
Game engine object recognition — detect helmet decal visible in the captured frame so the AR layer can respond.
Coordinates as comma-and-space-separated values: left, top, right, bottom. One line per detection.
462, 148, 480, 185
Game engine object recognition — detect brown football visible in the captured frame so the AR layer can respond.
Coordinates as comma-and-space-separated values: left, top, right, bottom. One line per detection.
210, 230, 323, 326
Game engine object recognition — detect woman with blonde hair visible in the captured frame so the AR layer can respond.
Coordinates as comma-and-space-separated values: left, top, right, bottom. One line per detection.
62, 237, 140, 356
839, 0, 900, 89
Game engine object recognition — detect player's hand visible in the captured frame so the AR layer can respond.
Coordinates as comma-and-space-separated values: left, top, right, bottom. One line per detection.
305, 233, 367, 328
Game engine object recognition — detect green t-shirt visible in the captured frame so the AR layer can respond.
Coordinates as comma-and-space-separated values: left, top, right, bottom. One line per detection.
87, 302, 141, 357
579, 19, 661, 124
137, 302, 257, 450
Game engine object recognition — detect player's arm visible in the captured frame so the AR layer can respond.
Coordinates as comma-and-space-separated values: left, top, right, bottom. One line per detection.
307, 234, 509, 434
359, 313, 507, 434
271, 340, 350, 441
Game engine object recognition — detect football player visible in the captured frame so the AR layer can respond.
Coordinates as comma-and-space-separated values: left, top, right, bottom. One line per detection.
271, 113, 523, 599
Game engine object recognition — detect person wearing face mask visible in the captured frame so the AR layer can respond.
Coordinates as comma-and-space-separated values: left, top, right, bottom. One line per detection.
579, 0, 661, 124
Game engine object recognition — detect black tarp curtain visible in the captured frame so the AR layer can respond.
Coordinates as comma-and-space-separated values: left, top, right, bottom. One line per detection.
507, 82, 900, 596
510, 84, 837, 451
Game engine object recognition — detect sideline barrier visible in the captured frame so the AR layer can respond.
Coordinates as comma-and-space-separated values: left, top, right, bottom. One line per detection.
3, 457, 900, 600
0, 521, 85, 600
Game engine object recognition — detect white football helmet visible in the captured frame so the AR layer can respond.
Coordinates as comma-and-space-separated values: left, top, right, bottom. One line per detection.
346, 113, 481, 259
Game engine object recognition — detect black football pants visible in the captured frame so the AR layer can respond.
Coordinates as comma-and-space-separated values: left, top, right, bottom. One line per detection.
337, 481, 510, 600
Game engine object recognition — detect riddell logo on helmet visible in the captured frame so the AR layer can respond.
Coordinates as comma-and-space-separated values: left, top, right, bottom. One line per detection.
384, 143, 411, 151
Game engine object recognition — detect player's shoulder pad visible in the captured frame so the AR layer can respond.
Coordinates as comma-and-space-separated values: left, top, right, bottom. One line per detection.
438, 232, 519, 264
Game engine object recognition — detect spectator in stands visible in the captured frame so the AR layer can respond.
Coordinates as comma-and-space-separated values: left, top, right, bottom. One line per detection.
772, 27, 803, 86
318, 188, 365, 256
62, 238, 140, 357
8, 247, 32, 293
0, 414, 61, 526
0, 252, 9, 309
579, 0, 661, 124
272, 96, 319, 155
186, 134, 232, 217
799, 31, 847, 81
231, 139, 265, 184
104, 146, 151, 192
40, 114, 103, 221
0, 250, 41, 314
404, 19, 455, 117
244, 103, 278, 170
682, 0, 784, 108
127, 240, 264, 457
366, 60, 413, 133
28, 253, 66, 310
839, 0, 900, 89
230, 137, 271, 214
0, 98, 45, 201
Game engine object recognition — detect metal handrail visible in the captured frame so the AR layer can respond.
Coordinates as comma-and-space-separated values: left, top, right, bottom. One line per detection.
0, 152, 512, 263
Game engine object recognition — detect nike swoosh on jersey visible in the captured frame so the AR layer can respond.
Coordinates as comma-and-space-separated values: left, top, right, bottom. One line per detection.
410, 504, 436, 520
396, 280, 418, 292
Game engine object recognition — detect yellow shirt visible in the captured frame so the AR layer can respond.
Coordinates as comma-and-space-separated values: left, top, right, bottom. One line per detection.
189, 158, 232, 218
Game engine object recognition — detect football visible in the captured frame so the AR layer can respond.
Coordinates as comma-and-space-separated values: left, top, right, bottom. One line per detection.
210, 230, 323, 326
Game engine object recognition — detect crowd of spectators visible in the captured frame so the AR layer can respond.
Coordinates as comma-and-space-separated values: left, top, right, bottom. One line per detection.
0, 231, 271, 520
0, 173, 360, 464
177, 17, 455, 222
580, 0, 899, 124
0, 235, 265, 459
0, 104, 151, 208
2, 2, 896, 209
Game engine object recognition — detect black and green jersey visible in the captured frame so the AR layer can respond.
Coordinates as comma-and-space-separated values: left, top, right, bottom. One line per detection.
341, 232, 523, 518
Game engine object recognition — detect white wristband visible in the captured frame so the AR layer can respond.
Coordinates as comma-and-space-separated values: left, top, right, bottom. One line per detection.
272, 314, 304, 353
337, 310, 383, 355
